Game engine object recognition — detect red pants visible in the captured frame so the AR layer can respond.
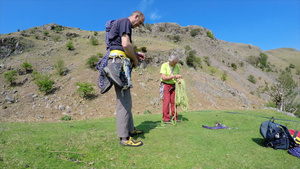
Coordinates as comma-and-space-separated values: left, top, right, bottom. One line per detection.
162, 83, 177, 121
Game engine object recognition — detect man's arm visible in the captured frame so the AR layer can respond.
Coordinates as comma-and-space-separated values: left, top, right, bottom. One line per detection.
122, 34, 139, 67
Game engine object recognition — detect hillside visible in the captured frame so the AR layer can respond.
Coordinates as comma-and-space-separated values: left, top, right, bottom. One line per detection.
0, 23, 299, 122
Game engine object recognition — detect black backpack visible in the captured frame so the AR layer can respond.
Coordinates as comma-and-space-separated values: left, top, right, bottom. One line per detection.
260, 118, 299, 150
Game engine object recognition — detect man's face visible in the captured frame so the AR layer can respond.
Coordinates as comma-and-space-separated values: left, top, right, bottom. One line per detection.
170, 59, 178, 66
132, 15, 144, 28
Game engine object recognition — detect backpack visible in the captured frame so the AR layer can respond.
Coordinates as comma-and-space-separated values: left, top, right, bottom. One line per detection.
96, 20, 115, 94
260, 117, 299, 150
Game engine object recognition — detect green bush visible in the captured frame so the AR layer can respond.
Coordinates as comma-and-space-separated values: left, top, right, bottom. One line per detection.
96, 52, 104, 58
76, 82, 95, 98
221, 71, 227, 81
60, 115, 72, 121
184, 45, 191, 52
265, 102, 276, 108
247, 56, 259, 67
247, 75, 256, 84
94, 31, 98, 36
90, 37, 99, 46
167, 35, 181, 43
204, 56, 211, 66
140, 46, 147, 52
54, 26, 63, 32
35, 74, 55, 94
4, 70, 17, 85
21, 61, 33, 72
54, 59, 67, 76
206, 31, 215, 39
231, 63, 237, 71
66, 41, 74, 50
190, 29, 200, 37
186, 50, 202, 69
209, 66, 217, 74
289, 64, 295, 69
43, 31, 49, 36
259, 53, 268, 69
86, 56, 99, 69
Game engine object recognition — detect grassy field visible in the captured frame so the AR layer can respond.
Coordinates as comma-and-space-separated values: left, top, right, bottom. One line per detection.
1, 110, 299, 168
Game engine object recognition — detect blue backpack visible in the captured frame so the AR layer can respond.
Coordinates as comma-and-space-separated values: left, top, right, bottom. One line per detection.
260, 118, 299, 150
97, 20, 115, 94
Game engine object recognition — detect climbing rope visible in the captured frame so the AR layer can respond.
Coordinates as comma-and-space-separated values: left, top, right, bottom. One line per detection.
171, 79, 189, 125
175, 79, 189, 112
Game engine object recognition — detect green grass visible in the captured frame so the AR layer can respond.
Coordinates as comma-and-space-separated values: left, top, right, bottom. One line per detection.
1, 110, 299, 168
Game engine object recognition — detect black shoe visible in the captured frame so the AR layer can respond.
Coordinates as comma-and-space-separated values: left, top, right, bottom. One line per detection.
104, 62, 123, 87
129, 127, 144, 137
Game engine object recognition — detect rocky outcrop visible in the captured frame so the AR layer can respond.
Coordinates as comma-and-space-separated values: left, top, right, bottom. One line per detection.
0, 37, 34, 59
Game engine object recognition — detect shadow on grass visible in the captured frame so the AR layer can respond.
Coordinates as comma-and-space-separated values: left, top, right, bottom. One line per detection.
252, 138, 265, 147
178, 114, 189, 122
135, 121, 161, 139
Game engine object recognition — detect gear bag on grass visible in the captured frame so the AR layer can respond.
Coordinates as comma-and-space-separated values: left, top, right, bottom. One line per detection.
260, 117, 299, 150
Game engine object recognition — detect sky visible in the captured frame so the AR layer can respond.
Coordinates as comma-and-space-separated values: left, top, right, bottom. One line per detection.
0, 0, 299, 51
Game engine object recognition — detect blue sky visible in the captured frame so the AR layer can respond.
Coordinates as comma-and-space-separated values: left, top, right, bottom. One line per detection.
1, 0, 299, 51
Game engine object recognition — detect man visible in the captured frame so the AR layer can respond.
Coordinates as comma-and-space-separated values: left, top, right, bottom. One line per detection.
105, 11, 146, 147
160, 55, 181, 124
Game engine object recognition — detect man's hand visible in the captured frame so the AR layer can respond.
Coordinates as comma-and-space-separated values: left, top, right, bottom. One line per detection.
136, 52, 146, 61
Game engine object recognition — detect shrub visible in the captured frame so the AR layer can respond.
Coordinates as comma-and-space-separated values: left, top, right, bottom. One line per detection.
206, 31, 215, 39
140, 46, 147, 52
209, 66, 217, 74
66, 41, 74, 50
54, 59, 67, 76
247, 75, 256, 84
190, 29, 200, 37
90, 37, 99, 46
86, 55, 99, 69
144, 110, 151, 114
61, 115, 72, 121
204, 56, 211, 66
94, 31, 98, 36
53, 35, 61, 42
231, 63, 237, 71
43, 31, 49, 36
76, 82, 95, 98
186, 50, 202, 69
54, 26, 63, 32
259, 53, 268, 69
4, 70, 17, 85
289, 64, 295, 69
96, 52, 104, 58
159, 27, 165, 32
167, 35, 181, 43
144, 23, 152, 31
184, 45, 191, 52
21, 61, 33, 72
35, 74, 55, 94
247, 55, 259, 67
221, 71, 227, 81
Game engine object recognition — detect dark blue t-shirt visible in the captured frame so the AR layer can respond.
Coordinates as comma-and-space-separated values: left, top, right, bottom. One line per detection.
108, 18, 132, 51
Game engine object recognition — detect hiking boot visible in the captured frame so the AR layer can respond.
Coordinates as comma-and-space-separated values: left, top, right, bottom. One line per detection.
120, 137, 143, 147
104, 62, 123, 87
129, 127, 144, 137
100, 75, 113, 94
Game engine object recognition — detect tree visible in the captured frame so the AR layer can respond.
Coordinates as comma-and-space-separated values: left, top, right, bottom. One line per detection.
21, 61, 33, 72
4, 70, 17, 85
35, 74, 55, 94
76, 82, 95, 98
271, 71, 297, 112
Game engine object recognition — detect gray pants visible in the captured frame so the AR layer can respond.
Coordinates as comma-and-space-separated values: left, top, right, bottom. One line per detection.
107, 58, 134, 138
114, 84, 134, 138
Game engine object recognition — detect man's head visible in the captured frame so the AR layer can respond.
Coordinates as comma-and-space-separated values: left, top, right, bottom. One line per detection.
129, 11, 145, 28
169, 55, 179, 66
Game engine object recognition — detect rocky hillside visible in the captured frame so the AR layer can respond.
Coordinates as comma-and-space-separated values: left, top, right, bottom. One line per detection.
0, 23, 299, 122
